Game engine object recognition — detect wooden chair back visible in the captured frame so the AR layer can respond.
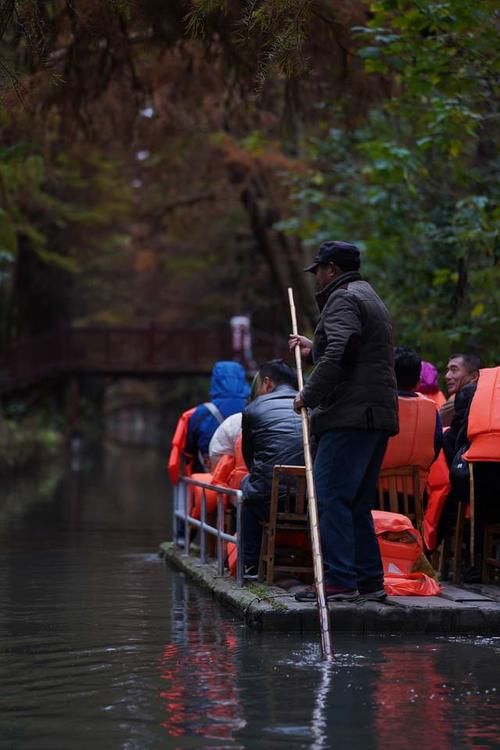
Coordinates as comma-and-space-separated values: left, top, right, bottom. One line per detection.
258, 465, 312, 584
375, 465, 423, 531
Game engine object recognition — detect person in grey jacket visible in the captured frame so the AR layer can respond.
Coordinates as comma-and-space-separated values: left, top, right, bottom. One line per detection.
240, 359, 304, 576
290, 240, 399, 602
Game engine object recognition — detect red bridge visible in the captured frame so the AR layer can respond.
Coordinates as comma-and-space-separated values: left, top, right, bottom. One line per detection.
0, 324, 288, 393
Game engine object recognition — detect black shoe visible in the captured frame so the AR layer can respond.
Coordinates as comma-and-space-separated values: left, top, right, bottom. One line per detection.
357, 588, 387, 602
295, 584, 359, 603
244, 564, 259, 580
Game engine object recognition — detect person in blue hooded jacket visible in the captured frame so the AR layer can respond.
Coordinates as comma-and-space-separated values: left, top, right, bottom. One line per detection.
185, 361, 250, 472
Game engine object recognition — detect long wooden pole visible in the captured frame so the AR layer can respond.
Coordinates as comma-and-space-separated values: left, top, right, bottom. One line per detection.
288, 287, 333, 661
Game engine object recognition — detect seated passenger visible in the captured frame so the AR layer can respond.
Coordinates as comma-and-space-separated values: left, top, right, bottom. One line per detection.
168, 361, 249, 544
208, 412, 242, 471
381, 346, 442, 495
416, 360, 446, 408
185, 361, 249, 472
443, 382, 478, 471
211, 433, 248, 495
433, 382, 478, 556
440, 352, 480, 428
240, 359, 304, 577
440, 367, 500, 580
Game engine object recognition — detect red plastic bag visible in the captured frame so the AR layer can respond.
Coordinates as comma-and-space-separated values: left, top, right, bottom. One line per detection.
384, 572, 441, 596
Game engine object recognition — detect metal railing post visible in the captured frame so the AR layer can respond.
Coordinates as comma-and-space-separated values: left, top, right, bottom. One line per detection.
200, 488, 207, 564
173, 484, 179, 543
235, 490, 244, 586
183, 483, 189, 556
217, 493, 224, 576
172, 476, 244, 586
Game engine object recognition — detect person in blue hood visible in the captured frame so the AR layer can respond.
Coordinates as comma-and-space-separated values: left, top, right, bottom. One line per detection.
185, 361, 250, 472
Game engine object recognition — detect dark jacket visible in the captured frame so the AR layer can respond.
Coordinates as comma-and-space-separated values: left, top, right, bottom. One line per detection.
443, 382, 477, 469
301, 271, 399, 436
241, 384, 304, 502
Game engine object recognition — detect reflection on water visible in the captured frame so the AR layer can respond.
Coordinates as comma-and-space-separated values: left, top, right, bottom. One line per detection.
0, 444, 499, 750
160, 577, 246, 744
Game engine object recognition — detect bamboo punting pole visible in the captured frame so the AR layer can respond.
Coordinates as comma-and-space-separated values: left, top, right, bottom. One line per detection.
288, 287, 333, 661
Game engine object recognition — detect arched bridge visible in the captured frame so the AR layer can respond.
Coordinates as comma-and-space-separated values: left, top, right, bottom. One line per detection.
0, 324, 289, 394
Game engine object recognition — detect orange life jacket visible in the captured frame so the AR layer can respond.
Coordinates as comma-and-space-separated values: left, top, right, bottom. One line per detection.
167, 407, 196, 484
189, 472, 219, 520
423, 449, 451, 552
372, 510, 441, 596
382, 393, 437, 494
421, 389, 447, 409
212, 453, 236, 486
191, 436, 250, 520
227, 541, 238, 577
204, 435, 247, 508
226, 435, 248, 490
463, 367, 500, 462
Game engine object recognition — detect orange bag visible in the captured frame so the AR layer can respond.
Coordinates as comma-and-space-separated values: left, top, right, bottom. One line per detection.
372, 510, 421, 575
384, 572, 441, 597
372, 510, 441, 596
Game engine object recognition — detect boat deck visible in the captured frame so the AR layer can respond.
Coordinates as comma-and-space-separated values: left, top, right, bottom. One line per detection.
159, 542, 500, 635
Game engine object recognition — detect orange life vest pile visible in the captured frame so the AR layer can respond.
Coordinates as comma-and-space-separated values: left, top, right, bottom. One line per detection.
372, 510, 441, 596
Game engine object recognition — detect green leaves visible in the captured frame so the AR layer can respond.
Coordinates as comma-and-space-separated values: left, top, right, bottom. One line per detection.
0, 209, 18, 255
277, 0, 499, 364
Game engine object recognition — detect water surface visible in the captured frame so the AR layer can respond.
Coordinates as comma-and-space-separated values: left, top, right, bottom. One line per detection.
0, 444, 498, 749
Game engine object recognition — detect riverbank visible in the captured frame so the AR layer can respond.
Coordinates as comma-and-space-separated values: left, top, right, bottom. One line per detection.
0, 414, 63, 474
160, 542, 500, 635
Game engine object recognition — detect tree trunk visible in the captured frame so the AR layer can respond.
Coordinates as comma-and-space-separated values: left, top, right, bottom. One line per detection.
241, 172, 317, 332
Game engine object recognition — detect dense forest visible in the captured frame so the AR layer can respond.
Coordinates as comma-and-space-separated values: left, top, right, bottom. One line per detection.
0, 0, 498, 368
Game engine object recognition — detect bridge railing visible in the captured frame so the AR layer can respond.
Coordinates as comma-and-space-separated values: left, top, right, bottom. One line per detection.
0, 324, 291, 393
173, 475, 244, 586
0, 325, 234, 391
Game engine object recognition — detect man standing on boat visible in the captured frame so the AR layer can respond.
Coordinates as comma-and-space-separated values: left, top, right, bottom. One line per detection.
289, 241, 399, 602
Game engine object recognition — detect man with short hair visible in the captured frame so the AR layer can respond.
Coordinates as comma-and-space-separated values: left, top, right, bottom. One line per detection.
440, 353, 481, 427
240, 359, 304, 577
290, 240, 399, 602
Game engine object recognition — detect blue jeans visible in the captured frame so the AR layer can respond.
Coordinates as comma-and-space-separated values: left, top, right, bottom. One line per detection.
314, 429, 388, 591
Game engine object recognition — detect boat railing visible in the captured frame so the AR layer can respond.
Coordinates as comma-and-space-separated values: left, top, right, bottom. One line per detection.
173, 475, 244, 586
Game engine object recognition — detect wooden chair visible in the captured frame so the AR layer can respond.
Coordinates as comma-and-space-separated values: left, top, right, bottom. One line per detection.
437, 463, 475, 584
258, 465, 312, 584
375, 465, 423, 532
454, 459, 500, 586
483, 524, 500, 582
